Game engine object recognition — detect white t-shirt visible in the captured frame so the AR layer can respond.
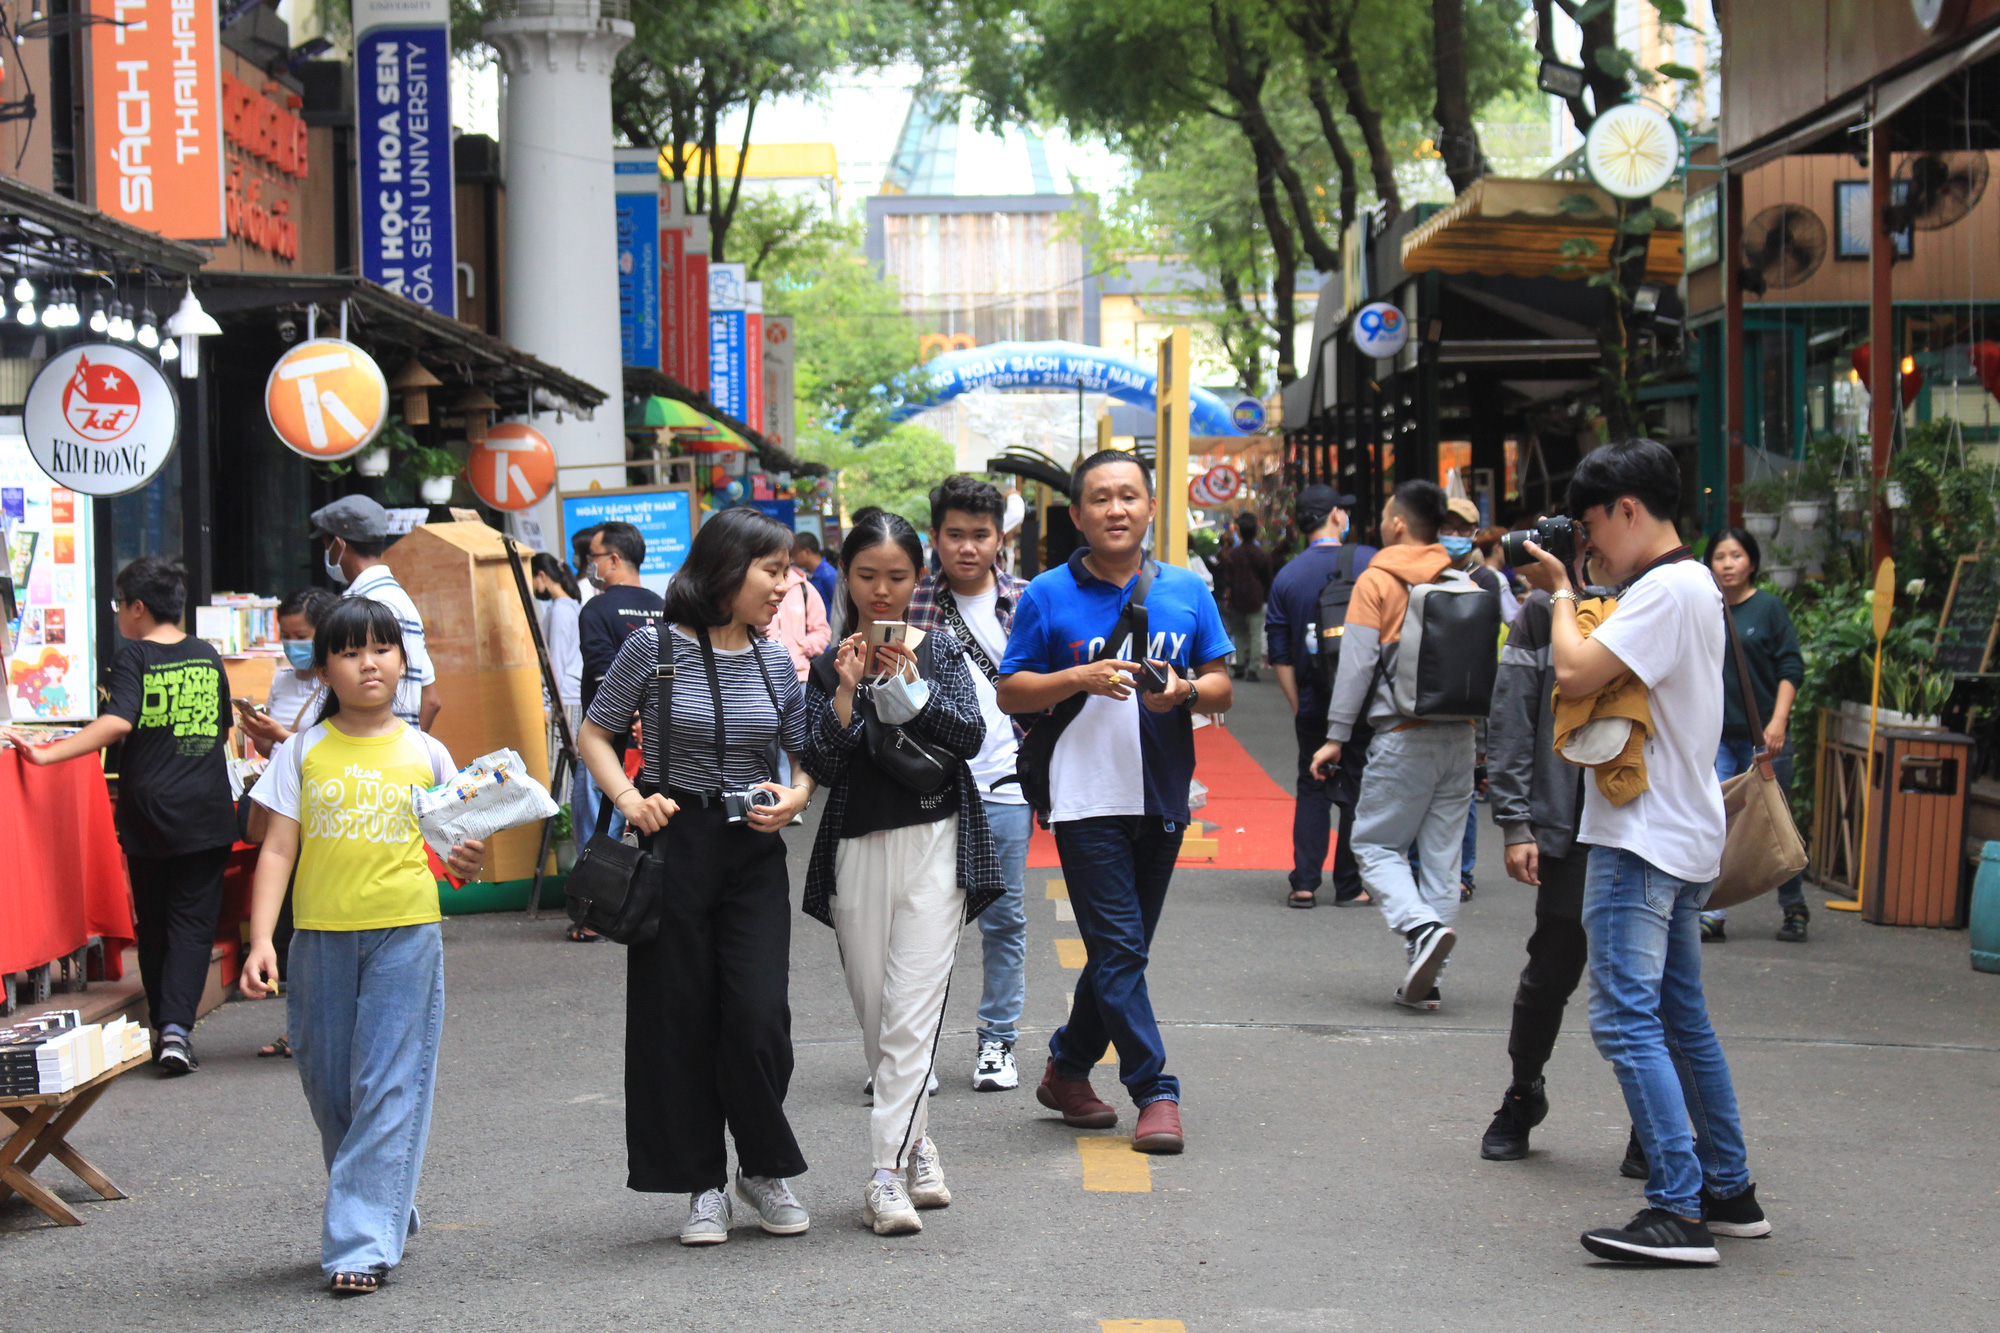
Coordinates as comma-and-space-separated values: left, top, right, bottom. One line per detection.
265, 665, 325, 732
1579, 560, 1727, 884
955, 587, 1023, 804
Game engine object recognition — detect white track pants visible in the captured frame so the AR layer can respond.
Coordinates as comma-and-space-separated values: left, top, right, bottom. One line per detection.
833, 815, 964, 1171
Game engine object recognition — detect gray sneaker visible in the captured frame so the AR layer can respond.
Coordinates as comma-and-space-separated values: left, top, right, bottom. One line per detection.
972, 1038, 1018, 1091
862, 1177, 922, 1235
679, 1187, 732, 1246
906, 1137, 951, 1209
734, 1172, 810, 1235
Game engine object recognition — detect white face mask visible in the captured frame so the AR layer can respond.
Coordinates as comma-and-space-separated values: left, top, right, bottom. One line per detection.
870, 668, 930, 725
323, 539, 350, 587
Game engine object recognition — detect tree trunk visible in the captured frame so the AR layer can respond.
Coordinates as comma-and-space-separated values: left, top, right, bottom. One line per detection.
1212, 5, 1340, 274
1250, 138, 1301, 384
710, 93, 760, 265
1213, 248, 1265, 397
1333, 22, 1400, 220
1431, 0, 1487, 194
1306, 74, 1359, 235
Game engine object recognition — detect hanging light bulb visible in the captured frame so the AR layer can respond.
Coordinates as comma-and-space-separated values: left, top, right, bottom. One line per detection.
111, 301, 134, 341
15, 300, 34, 326
12, 276, 33, 305
136, 307, 159, 348
159, 334, 178, 362
58, 288, 78, 326
39, 300, 59, 328
88, 294, 107, 334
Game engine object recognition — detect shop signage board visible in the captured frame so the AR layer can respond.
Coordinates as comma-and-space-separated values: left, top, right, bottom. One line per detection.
681, 213, 711, 393
1230, 396, 1266, 432
1584, 102, 1681, 200
615, 149, 662, 369
86, 0, 226, 239
265, 339, 390, 461
1352, 302, 1409, 359
469, 423, 556, 512
762, 315, 796, 452
222, 68, 308, 262
2, 423, 96, 722
744, 280, 765, 434
709, 262, 749, 421
353, 0, 456, 316
22, 345, 180, 497
558, 484, 697, 598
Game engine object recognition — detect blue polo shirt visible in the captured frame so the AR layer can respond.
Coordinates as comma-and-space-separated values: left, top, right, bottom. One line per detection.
1001, 550, 1232, 824
1264, 539, 1377, 715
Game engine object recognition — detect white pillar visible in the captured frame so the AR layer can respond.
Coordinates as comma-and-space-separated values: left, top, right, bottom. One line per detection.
484, 0, 634, 550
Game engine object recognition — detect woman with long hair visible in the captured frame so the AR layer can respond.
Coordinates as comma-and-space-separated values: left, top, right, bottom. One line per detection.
800, 511, 1001, 1236
1703, 526, 1807, 943
575, 506, 819, 1245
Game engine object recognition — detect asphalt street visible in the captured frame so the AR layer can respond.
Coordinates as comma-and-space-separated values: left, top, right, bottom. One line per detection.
5, 675, 1998, 1332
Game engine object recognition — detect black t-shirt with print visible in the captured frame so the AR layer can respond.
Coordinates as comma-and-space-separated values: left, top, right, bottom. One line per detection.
104, 637, 239, 858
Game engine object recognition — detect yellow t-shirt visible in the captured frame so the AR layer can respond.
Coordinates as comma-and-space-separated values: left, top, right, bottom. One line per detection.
251, 719, 457, 931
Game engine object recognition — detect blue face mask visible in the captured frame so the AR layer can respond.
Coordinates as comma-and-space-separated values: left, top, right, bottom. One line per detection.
1440, 535, 1476, 560
283, 639, 317, 670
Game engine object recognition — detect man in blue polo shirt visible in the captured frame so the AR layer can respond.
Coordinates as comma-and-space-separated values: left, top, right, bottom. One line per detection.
998, 450, 1234, 1156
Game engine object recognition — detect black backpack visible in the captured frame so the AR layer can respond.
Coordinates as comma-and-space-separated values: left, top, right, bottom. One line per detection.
1304, 545, 1361, 694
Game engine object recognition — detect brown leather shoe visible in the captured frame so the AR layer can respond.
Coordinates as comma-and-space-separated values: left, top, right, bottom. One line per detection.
1132, 1098, 1184, 1153
1035, 1058, 1118, 1128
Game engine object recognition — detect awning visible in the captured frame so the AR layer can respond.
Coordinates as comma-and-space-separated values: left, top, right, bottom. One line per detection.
1400, 178, 1684, 285
1722, 96, 1868, 173
194, 272, 605, 418
0, 174, 210, 277
1875, 22, 2000, 128
622, 364, 825, 475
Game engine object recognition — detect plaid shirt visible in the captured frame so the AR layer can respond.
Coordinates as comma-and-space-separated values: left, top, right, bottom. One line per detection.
906, 565, 1031, 742
798, 630, 1003, 929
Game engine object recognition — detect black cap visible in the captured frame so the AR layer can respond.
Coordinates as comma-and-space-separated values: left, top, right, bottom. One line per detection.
308, 495, 391, 543
1296, 484, 1356, 522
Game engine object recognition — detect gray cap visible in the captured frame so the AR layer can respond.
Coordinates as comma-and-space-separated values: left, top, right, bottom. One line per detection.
309, 494, 390, 542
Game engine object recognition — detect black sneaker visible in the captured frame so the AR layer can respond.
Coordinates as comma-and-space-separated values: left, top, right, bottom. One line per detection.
156, 1032, 198, 1076
1480, 1078, 1549, 1161
1700, 913, 1727, 942
1399, 921, 1456, 1005
1775, 908, 1809, 943
1581, 1208, 1719, 1265
1700, 1182, 1772, 1238
1620, 1126, 1649, 1180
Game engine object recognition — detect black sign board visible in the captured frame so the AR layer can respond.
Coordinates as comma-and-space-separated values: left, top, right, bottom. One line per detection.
1935, 553, 2000, 674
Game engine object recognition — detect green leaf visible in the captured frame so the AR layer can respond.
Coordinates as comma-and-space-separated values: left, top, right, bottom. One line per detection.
1656, 61, 1701, 81
1559, 193, 1606, 217
1575, 0, 1615, 23
1558, 236, 1602, 258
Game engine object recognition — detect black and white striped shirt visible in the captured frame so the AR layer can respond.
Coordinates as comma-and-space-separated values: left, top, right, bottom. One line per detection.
585, 625, 808, 793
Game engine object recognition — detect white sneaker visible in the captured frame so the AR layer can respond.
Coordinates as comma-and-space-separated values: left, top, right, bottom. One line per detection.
906, 1137, 951, 1209
679, 1187, 732, 1245
863, 1073, 940, 1102
862, 1176, 922, 1235
734, 1172, 810, 1235
972, 1038, 1018, 1092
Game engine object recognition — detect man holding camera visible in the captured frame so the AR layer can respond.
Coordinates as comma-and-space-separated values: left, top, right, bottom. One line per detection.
907, 475, 1033, 1093
997, 450, 1234, 1155
1522, 438, 1767, 1266
1311, 480, 1474, 1011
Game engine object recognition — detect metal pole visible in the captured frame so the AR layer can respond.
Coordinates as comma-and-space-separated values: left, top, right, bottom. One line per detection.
1869, 109, 1896, 569
503, 535, 577, 920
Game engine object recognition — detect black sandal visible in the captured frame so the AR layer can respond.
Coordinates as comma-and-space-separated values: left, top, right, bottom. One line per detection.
258, 1034, 293, 1059
566, 924, 605, 943
329, 1272, 380, 1296
1287, 890, 1316, 909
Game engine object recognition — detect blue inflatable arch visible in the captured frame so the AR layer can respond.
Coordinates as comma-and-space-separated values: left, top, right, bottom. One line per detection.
888, 340, 1248, 438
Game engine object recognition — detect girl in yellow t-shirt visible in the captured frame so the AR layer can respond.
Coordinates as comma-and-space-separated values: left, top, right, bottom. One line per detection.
241, 598, 484, 1297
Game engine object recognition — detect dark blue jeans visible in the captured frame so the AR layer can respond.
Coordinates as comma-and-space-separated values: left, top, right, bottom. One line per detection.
1050, 815, 1185, 1105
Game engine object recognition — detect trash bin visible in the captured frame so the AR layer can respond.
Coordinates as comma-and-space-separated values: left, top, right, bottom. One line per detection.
1862, 727, 1973, 928
1972, 842, 2000, 973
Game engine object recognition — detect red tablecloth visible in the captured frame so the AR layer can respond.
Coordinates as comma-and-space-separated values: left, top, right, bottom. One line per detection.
1, 749, 133, 977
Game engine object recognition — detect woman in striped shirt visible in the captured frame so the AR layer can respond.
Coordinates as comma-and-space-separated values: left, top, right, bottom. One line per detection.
576, 507, 819, 1247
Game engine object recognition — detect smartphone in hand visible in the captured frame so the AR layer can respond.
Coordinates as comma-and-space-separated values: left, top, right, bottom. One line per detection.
1138, 658, 1170, 694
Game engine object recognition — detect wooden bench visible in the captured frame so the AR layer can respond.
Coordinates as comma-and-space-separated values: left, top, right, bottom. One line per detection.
0, 1052, 150, 1226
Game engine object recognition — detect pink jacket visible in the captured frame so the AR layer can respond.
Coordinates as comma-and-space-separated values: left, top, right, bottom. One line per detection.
772, 567, 831, 680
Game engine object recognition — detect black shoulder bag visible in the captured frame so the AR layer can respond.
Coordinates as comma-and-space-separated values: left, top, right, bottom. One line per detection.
863, 633, 956, 794
564, 624, 677, 946
1012, 561, 1156, 822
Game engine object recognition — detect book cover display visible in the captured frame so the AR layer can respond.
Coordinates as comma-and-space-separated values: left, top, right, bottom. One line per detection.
1, 423, 95, 722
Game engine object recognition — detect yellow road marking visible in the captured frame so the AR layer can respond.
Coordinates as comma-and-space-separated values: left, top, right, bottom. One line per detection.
1055, 938, 1088, 968
1045, 877, 1068, 899
1078, 1136, 1151, 1192
1100, 1323, 1186, 1333
1055, 898, 1076, 921
1178, 836, 1219, 859
1098, 1044, 1118, 1066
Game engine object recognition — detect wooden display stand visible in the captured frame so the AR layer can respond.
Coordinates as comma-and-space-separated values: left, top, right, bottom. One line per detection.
384, 520, 553, 892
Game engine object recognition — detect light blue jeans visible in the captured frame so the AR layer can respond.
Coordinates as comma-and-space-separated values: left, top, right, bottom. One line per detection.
1584, 847, 1751, 1219
977, 798, 1032, 1045
289, 924, 445, 1277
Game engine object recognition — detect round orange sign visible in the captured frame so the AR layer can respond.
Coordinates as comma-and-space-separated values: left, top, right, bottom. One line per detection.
468, 422, 556, 511
264, 338, 390, 460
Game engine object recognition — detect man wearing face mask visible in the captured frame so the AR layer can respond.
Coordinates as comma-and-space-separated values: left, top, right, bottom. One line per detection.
1438, 497, 1500, 903
309, 496, 440, 732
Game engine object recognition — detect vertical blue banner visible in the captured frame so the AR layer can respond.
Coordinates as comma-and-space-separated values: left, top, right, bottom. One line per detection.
614, 152, 661, 369
354, 0, 457, 317
709, 309, 747, 419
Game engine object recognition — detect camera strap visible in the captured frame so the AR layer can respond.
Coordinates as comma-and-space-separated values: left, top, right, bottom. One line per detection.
695, 623, 727, 784
1614, 544, 1694, 596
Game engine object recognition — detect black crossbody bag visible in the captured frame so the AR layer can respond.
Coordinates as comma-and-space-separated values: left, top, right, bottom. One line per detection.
1012, 561, 1155, 823
565, 624, 681, 946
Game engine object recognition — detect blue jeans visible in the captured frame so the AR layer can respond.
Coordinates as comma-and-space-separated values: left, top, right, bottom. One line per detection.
1708, 739, 1804, 916
1050, 815, 1185, 1105
977, 798, 1032, 1045
1584, 847, 1751, 1218
572, 753, 626, 849
289, 924, 445, 1277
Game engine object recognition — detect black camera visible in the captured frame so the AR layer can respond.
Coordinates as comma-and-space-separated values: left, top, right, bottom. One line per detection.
722, 788, 781, 823
1500, 515, 1577, 568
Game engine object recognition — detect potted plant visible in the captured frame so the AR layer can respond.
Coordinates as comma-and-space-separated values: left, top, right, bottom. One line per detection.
1737, 473, 1786, 539
1764, 541, 1803, 591
551, 803, 577, 872
402, 440, 463, 504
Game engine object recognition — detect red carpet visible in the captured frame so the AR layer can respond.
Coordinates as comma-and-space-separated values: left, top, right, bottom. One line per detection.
1026, 722, 1315, 872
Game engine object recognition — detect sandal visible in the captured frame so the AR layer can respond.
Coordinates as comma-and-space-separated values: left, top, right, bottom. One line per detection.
329, 1272, 380, 1296
566, 924, 605, 943
1287, 890, 1316, 909
258, 1034, 293, 1059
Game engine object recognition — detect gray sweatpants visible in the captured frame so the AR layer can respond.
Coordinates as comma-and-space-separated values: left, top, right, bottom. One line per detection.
1350, 723, 1477, 936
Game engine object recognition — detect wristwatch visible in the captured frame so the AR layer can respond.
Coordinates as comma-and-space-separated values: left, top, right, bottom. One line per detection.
1551, 589, 1580, 605
1180, 677, 1200, 713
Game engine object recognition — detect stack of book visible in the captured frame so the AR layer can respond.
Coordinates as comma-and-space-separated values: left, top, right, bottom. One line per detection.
195, 594, 283, 656
0, 1012, 148, 1096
